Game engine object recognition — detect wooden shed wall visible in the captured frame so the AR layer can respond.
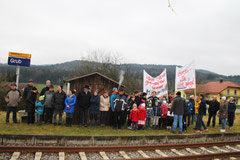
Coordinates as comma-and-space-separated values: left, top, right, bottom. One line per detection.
69, 74, 119, 124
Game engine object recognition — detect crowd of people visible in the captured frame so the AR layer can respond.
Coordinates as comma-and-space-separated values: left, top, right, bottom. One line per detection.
4, 79, 237, 133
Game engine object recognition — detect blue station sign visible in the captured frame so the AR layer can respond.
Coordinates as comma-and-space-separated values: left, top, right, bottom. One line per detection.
8, 52, 31, 67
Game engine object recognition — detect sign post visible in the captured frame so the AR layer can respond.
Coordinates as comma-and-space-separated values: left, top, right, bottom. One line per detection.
8, 52, 31, 89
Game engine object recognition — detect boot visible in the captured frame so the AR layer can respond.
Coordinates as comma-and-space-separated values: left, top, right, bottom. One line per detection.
69, 118, 72, 127
66, 118, 69, 127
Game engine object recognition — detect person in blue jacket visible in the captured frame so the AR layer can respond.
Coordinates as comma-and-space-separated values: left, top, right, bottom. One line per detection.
35, 95, 45, 125
109, 87, 118, 126
64, 90, 76, 127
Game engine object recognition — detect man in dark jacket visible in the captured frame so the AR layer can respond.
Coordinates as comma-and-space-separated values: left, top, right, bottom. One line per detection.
170, 91, 186, 134
26, 87, 38, 124
148, 91, 160, 108
206, 96, 220, 127
40, 80, 51, 96
77, 85, 91, 127
52, 85, 66, 126
23, 79, 34, 100
195, 94, 208, 132
113, 89, 128, 129
44, 85, 55, 124
5, 83, 21, 124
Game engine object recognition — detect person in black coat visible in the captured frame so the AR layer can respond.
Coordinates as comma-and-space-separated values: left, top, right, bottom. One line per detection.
52, 85, 66, 126
148, 91, 160, 108
89, 90, 100, 126
134, 91, 141, 107
77, 85, 91, 127
228, 97, 236, 129
26, 87, 38, 124
40, 80, 51, 96
206, 96, 220, 127
23, 79, 34, 100
189, 95, 195, 125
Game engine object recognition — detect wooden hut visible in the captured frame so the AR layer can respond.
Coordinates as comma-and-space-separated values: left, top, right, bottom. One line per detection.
63, 72, 125, 124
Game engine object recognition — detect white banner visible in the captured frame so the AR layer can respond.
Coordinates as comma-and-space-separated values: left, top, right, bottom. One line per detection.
175, 62, 196, 91
143, 69, 168, 98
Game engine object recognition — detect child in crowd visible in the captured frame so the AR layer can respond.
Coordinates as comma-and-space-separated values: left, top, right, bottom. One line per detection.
153, 101, 161, 129
146, 101, 154, 129
167, 103, 174, 130
35, 95, 45, 125
127, 96, 136, 128
138, 103, 147, 130
129, 104, 139, 130
159, 101, 168, 129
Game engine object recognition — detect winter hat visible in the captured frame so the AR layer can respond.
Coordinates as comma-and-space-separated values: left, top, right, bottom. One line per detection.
148, 101, 152, 105
10, 83, 17, 86
112, 87, 117, 92
39, 95, 45, 101
176, 91, 181, 96
95, 89, 99, 93
84, 85, 90, 89
142, 92, 147, 97
163, 101, 167, 104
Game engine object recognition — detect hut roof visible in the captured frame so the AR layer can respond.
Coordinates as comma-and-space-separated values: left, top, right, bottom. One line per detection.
63, 72, 125, 87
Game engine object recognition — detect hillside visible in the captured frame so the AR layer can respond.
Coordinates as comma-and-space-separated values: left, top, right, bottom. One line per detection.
0, 60, 240, 93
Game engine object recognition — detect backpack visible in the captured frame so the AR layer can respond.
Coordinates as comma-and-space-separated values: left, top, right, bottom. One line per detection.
114, 98, 126, 112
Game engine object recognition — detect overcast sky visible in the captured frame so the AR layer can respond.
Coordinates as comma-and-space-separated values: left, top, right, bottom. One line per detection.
0, 0, 239, 76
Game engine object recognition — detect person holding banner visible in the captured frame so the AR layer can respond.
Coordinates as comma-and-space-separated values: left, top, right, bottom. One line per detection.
170, 92, 186, 134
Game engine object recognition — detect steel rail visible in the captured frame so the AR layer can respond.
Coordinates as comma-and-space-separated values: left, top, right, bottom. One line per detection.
0, 141, 239, 152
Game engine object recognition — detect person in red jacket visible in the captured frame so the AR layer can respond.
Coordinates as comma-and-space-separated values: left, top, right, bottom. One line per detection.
129, 104, 139, 130
159, 101, 169, 129
138, 103, 147, 130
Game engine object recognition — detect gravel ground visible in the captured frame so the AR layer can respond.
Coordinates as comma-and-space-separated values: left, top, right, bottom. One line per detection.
0, 152, 12, 160
178, 149, 193, 155
106, 152, 123, 159
18, 152, 35, 160
41, 153, 59, 160
207, 147, 223, 153
191, 148, 209, 154
65, 153, 80, 160
221, 146, 236, 152
162, 150, 177, 157
145, 151, 162, 158
126, 151, 143, 159
86, 152, 103, 160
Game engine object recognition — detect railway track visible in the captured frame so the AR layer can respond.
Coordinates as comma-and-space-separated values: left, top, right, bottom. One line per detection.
0, 141, 239, 160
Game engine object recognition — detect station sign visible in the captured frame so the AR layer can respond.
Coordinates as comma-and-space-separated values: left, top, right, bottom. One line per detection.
8, 52, 31, 67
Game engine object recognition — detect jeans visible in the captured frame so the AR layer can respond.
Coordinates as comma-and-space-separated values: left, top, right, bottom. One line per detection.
37, 114, 43, 125
79, 108, 88, 125
6, 107, 17, 123
100, 111, 107, 125
195, 114, 207, 130
153, 116, 159, 126
146, 118, 151, 128
114, 111, 124, 129
186, 114, 192, 126
228, 112, 235, 127
221, 118, 226, 130
173, 115, 183, 132
53, 109, 63, 124
207, 113, 216, 127
44, 108, 53, 124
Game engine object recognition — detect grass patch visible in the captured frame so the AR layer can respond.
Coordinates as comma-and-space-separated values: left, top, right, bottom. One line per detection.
0, 111, 239, 136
